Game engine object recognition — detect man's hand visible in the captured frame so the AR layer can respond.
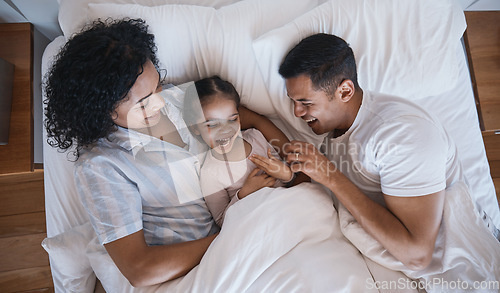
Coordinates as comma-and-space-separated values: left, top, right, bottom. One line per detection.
238, 168, 276, 199
250, 149, 294, 182
284, 140, 336, 186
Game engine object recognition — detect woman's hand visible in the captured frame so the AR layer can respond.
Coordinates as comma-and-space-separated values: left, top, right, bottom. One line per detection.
238, 168, 276, 199
250, 148, 294, 182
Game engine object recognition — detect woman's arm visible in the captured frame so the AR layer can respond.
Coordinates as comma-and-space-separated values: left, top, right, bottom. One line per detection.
104, 231, 217, 287
239, 106, 289, 157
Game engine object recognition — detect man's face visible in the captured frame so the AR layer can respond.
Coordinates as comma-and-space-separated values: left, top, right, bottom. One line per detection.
285, 74, 348, 135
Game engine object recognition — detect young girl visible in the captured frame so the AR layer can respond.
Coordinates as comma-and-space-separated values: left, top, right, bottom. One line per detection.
183, 76, 294, 227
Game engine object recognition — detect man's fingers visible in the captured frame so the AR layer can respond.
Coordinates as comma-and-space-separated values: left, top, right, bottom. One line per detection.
289, 162, 303, 173
284, 140, 310, 152
286, 152, 300, 164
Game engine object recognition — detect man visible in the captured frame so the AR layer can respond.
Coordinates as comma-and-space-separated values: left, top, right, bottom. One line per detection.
276, 33, 470, 271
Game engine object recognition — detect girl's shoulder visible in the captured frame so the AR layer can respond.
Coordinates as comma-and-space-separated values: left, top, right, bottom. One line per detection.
241, 128, 266, 144
242, 128, 270, 157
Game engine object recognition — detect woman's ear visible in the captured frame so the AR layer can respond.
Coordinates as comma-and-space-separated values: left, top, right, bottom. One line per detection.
337, 79, 356, 102
188, 124, 201, 136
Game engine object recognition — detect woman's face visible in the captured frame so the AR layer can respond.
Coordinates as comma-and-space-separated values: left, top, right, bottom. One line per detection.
112, 60, 165, 129
193, 95, 241, 155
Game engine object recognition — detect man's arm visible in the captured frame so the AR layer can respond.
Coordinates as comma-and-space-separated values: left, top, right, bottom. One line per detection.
325, 171, 444, 270
286, 140, 444, 270
104, 230, 217, 287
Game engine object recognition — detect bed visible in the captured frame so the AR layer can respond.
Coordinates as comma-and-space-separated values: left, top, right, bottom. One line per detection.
41, 0, 500, 292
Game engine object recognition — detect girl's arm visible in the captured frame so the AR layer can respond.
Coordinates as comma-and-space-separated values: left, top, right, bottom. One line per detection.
239, 106, 289, 158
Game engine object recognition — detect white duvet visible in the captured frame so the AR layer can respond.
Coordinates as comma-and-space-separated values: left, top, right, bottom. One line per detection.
339, 181, 500, 293
86, 183, 415, 292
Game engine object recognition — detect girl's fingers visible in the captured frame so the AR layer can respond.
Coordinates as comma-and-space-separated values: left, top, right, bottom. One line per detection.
267, 148, 278, 160
248, 168, 261, 177
251, 154, 267, 164
266, 178, 276, 187
251, 155, 271, 170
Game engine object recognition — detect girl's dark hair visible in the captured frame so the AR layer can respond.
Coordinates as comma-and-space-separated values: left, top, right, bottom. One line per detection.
44, 18, 159, 159
279, 33, 359, 97
183, 76, 240, 126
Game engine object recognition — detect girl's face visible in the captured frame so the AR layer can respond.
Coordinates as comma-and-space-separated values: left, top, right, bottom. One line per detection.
193, 95, 241, 155
113, 60, 165, 129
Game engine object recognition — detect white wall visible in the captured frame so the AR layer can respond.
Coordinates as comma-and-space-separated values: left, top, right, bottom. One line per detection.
1, 0, 59, 164
10, 0, 62, 40
33, 29, 51, 164
1, 0, 61, 40
464, 0, 500, 10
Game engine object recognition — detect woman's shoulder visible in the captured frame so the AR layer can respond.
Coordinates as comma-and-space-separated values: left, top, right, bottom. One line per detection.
75, 138, 130, 170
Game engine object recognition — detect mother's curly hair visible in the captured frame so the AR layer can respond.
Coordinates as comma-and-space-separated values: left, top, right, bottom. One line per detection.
44, 18, 159, 159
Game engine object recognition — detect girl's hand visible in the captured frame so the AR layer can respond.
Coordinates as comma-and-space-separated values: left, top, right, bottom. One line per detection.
250, 149, 294, 182
238, 168, 276, 199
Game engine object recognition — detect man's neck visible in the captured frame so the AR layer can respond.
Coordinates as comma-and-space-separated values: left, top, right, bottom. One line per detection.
333, 88, 363, 138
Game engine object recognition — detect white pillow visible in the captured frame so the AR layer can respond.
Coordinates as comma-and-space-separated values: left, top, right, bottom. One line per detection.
83, 0, 321, 118
58, 0, 243, 37
252, 0, 466, 144
89, 4, 221, 87
41, 222, 96, 292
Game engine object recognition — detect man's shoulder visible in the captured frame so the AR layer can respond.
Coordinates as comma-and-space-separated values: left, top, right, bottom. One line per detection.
365, 91, 436, 124
352, 91, 448, 149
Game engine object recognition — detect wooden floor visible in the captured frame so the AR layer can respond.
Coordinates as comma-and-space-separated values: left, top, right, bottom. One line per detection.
0, 170, 54, 292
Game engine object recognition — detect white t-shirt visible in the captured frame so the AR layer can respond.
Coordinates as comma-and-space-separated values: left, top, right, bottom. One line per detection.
331, 92, 500, 285
324, 91, 463, 204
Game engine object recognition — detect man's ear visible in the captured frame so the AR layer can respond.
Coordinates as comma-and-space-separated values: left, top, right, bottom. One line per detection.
337, 79, 356, 102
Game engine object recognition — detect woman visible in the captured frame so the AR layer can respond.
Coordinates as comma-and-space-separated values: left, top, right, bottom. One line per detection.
44, 18, 289, 287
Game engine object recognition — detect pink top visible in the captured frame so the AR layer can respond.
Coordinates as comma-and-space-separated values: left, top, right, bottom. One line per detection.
200, 128, 284, 226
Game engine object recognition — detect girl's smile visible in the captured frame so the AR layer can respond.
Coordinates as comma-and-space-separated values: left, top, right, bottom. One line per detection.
192, 95, 242, 156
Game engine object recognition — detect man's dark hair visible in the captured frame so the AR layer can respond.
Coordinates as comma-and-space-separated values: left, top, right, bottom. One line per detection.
44, 18, 159, 159
279, 33, 359, 96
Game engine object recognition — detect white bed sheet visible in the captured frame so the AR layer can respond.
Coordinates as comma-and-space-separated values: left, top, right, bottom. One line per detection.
41, 0, 499, 292
84, 183, 417, 293
340, 180, 500, 293
412, 42, 500, 227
